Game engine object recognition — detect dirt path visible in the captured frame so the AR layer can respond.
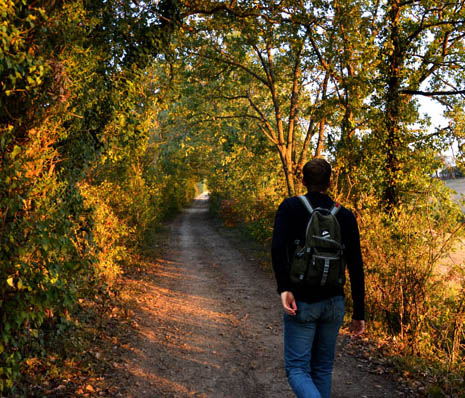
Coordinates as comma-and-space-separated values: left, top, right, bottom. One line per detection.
111, 195, 410, 398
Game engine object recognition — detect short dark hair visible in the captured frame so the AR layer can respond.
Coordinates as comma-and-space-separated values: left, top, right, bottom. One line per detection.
302, 158, 331, 192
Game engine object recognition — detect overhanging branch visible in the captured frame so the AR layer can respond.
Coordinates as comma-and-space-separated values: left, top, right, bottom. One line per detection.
400, 89, 465, 96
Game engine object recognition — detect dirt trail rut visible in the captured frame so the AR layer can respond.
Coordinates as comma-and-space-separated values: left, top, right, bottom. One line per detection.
114, 195, 408, 397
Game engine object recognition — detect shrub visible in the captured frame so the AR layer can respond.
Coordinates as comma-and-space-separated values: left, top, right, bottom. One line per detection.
356, 181, 465, 379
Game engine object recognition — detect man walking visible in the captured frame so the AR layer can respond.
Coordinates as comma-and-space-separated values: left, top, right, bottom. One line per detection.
271, 158, 365, 398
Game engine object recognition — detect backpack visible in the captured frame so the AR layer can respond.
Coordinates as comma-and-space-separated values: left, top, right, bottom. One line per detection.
289, 195, 345, 288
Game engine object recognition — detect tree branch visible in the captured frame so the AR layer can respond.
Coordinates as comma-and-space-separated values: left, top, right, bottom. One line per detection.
400, 89, 465, 96
297, 117, 316, 172
252, 43, 272, 86
185, 113, 269, 128
307, 33, 342, 84
214, 94, 248, 101
413, 30, 451, 88
180, 4, 260, 19
264, 41, 286, 147
258, 125, 280, 146
188, 48, 270, 87
407, 19, 465, 43
246, 92, 278, 144
288, 42, 303, 148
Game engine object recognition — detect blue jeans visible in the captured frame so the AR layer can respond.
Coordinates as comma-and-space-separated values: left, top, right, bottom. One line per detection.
283, 296, 345, 398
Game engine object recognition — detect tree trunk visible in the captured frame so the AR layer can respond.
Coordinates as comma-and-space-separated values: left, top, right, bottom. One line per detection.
278, 145, 295, 197
315, 118, 326, 158
384, 0, 403, 209
315, 73, 329, 158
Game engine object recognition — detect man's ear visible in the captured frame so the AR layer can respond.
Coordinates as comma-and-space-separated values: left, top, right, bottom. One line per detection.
302, 177, 307, 187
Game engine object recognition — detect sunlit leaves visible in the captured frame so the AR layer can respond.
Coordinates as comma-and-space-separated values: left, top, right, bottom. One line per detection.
0, 0, 185, 392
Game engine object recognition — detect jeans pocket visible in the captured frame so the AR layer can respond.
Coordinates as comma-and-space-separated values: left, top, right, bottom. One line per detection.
294, 301, 319, 323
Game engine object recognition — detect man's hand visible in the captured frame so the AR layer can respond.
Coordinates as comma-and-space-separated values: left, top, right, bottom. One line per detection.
281, 291, 297, 316
349, 319, 366, 337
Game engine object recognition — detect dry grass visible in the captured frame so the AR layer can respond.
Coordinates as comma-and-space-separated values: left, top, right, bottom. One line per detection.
437, 178, 465, 282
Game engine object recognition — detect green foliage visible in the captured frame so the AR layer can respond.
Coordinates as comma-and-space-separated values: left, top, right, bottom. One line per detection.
206, 136, 284, 241
1, 3, 92, 388
1, 0, 465, 393
338, 179, 465, 396
359, 186, 462, 343
0, 0, 193, 392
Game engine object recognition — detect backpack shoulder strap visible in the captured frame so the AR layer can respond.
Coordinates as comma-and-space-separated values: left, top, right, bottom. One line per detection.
297, 195, 314, 214
330, 202, 341, 216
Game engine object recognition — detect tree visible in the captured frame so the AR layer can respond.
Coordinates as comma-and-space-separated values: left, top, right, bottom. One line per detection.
175, 0, 355, 196
376, 0, 465, 207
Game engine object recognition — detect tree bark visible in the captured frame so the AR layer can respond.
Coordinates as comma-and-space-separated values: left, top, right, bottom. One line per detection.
315, 118, 326, 158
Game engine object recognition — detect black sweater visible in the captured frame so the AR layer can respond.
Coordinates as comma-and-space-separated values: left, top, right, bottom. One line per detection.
271, 192, 365, 320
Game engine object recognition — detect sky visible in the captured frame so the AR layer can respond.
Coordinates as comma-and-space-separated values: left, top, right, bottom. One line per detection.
417, 96, 457, 165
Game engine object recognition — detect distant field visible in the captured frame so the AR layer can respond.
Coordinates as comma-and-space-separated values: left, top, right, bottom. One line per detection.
442, 178, 465, 271
444, 177, 465, 202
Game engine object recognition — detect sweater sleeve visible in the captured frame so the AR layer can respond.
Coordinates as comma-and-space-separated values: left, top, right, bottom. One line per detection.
271, 200, 293, 294
344, 211, 365, 321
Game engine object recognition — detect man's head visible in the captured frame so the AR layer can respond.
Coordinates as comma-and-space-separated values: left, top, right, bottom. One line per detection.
302, 158, 331, 192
